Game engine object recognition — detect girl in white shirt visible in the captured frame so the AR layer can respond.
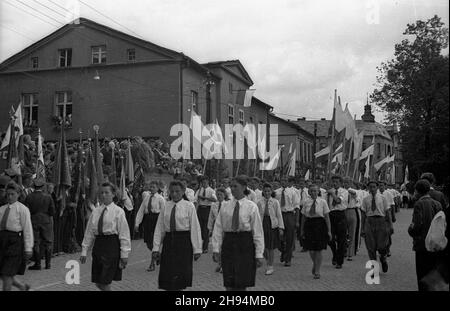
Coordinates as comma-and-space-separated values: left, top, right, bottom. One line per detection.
135, 180, 165, 271
207, 188, 228, 273
80, 182, 131, 291
300, 184, 332, 279
257, 183, 284, 275
212, 175, 264, 291
152, 180, 202, 291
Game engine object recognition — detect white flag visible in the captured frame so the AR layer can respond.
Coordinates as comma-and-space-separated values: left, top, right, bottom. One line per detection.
287, 149, 296, 177
314, 146, 329, 158
374, 154, 395, 171
305, 169, 310, 181
1, 102, 24, 150
261, 148, 280, 170
243, 89, 255, 107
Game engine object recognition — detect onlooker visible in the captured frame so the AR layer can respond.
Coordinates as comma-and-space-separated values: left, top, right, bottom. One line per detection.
408, 179, 442, 291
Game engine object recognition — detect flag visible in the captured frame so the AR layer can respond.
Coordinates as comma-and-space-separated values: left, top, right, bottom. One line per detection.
261, 148, 280, 170
110, 142, 117, 186
6, 116, 21, 176
86, 144, 98, 205
93, 126, 104, 184
402, 166, 409, 187
331, 152, 343, 174
343, 104, 356, 140
287, 149, 296, 177
305, 169, 310, 181
1, 103, 23, 150
125, 140, 134, 182
243, 89, 255, 107
54, 124, 72, 205
119, 156, 133, 211
353, 131, 365, 160
374, 154, 395, 172
315, 146, 330, 158
36, 129, 45, 180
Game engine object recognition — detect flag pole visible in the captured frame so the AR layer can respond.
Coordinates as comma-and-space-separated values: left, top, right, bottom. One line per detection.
326, 90, 337, 181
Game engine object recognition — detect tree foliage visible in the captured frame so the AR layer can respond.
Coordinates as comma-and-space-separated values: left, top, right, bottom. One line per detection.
371, 15, 449, 183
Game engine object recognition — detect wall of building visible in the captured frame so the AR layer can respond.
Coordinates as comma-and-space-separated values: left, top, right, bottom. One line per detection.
0, 62, 181, 142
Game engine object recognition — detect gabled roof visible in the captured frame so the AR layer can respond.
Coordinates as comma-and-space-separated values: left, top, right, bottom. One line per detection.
293, 119, 392, 140
251, 96, 273, 111
203, 59, 253, 86
270, 114, 314, 139
0, 17, 216, 78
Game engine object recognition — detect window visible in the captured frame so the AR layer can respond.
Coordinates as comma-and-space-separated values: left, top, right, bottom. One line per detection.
58, 49, 72, 67
55, 91, 73, 126
229, 82, 233, 93
31, 57, 39, 69
190, 91, 198, 113
92, 45, 107, 64
377, 143, 381, 158
228, 104, 234, 124
239, 110, 244, 125
362, 142, 367, 151
127, 48, 136, 61
22, 93, 38, 127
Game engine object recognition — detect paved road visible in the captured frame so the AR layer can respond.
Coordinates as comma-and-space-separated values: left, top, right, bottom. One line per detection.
17, 208, 417, 291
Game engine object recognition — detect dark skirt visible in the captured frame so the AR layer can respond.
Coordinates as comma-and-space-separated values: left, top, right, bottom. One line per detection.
0, 231, 26, 276
143, 212, 159, 250
303, 217, 328, 251
263, 215, 278, 250
221, 231, 256, 289
159, 231, 193, 291
92, 234, 122, 285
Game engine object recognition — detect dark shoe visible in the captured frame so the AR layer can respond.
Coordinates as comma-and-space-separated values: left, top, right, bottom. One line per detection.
335, 264, 342, 269
284, 261, 291, 267
28, 264, 41, 271
202, 249, 208, 254
347, 256, 353, 261
280, 254, 285, 263
45, 263, 51, 270
146, 262, 155, 272
381, 260, 388, 273
332, 260, 337, 266
313, 273, 321, 279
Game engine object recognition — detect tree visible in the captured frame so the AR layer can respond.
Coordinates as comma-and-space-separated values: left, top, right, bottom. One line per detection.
371, 15, 449, 183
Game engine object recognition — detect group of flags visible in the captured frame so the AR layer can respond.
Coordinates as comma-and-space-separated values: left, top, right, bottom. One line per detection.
1, 101, 136, 217
313, 90, 396, 183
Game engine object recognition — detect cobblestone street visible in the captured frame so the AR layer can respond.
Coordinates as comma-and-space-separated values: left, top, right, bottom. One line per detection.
18, 208, 417, 291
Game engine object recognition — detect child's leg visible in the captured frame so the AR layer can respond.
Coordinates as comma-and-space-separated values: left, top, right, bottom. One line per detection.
267, 249, 274, 267
2, 276, 13, 291
315, 251, 323, 274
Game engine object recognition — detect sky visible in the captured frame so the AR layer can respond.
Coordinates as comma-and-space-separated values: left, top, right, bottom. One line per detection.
0, 0, 449, 123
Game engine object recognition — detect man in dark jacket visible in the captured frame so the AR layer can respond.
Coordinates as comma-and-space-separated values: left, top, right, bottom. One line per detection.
408, 179, 442, 291
25, 178, 55, 270
420, 173, 448, 210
